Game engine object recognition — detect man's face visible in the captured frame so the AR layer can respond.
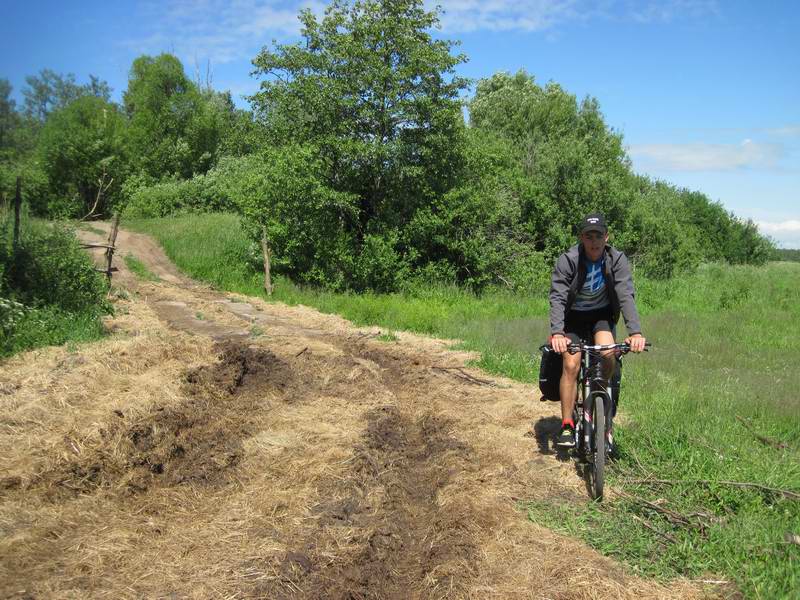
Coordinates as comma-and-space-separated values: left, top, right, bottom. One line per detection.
580, 230, 608, 261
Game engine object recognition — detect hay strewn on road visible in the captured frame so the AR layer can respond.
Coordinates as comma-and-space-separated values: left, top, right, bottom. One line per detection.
0, 225, 715, 599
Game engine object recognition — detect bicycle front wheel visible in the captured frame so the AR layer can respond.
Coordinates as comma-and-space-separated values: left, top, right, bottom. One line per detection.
591, 394, 606, 500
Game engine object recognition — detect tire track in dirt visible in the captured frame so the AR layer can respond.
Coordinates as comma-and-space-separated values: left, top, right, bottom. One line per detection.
261, 403, 477, 599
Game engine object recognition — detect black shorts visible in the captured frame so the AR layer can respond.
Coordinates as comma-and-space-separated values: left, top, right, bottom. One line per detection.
564, 308, 616, 345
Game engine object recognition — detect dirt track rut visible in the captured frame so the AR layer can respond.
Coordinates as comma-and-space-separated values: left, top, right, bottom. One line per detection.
0, 224, 717, 599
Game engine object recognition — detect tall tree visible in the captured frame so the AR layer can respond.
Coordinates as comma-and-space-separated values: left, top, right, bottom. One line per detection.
468, 71, 634, 251
37, 96, 127, 217
0, 79, 17, 151
123, 54, 221, 179
250, 0, 469, 240
22, 69, 111, 122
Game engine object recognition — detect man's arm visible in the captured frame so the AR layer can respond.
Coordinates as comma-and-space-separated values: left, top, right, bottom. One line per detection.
611, 252, 642, 336
549, 253, 573, 336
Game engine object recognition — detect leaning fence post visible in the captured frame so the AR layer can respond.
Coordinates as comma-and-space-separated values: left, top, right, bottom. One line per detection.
13, 177, 21, 250
105, 213, 120, 279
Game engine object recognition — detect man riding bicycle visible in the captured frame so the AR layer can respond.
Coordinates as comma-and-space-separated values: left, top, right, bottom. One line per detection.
549, 213, 647, 448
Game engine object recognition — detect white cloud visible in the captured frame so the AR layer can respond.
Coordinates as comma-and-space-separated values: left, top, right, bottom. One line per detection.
430, 0, 582, 33
757, 220, 800, 234
628, 139, 784, 172
126, 0, 719, 62
626, 0, 719, 23
430, 0, 718, 33
756, 220, 800, 249
130, 0, 326, 65
768, 125, 800, 137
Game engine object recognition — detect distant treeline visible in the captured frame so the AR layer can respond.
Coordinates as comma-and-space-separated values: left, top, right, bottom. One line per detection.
775, 248, 800, 262
0, 0, 774, 294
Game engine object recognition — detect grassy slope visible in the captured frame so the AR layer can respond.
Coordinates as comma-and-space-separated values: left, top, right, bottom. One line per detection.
127, 213, 799, 598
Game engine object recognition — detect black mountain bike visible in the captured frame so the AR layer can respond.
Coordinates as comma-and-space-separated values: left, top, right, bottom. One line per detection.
540, 341, 649, 500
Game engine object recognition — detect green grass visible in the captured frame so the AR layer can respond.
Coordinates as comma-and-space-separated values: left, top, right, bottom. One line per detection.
123, 253, 160, 282
126, 212, 800, 598
0, 306, 106, 358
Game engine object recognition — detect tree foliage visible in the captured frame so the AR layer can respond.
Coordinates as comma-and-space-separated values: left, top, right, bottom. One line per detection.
123, 54, 223, 179
37, 96, 128, 217
250, 0, 468, 243
22, 69, 111, 122
0, 79, 18, 152
217, 148, 358, 288
469, 71, 633, 250
0, 7, 776, 293
466, 70, 772, 280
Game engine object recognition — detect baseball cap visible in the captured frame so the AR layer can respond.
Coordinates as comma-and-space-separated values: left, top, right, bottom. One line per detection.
580, 212, 607, 234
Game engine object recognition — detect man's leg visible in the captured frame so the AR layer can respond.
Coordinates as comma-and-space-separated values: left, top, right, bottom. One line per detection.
594, 329, 616, 379
556, 345, 581, 447
560, 351, 580, 422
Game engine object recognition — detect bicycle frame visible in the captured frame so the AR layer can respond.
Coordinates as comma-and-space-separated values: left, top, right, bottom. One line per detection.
573, 346, 614, 459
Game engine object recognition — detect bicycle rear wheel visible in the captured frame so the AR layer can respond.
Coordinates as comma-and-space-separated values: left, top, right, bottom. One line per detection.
591, 394, 606, 500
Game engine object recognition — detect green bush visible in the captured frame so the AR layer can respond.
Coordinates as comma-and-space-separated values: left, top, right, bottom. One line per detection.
3, 222, 110, 312
354, 231, 411, 292
614, 182, 703, 279
122, 171, 233, 218
36, 95, 128, 218
217, 148, 358, 290
0, 295, 27, 335
0, 159, 52, 216
0, 216, 110, 357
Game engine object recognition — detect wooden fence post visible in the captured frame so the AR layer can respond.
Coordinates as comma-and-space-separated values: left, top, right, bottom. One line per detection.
105, 213, 120, 279
13, 177, 21, 250
261, 226, 273, 296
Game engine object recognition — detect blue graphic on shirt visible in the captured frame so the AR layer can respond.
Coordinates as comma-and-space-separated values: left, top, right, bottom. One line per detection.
573, 258, 610, 311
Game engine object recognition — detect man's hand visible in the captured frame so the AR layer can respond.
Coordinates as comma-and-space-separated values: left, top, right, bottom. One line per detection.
625, 333, 646, 353
550, 334, 569, 354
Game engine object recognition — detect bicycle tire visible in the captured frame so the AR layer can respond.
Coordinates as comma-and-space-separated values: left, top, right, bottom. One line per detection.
592, 394, 606, 500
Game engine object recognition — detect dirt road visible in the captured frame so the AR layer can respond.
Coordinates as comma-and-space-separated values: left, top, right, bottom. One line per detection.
0, 225, 713, 599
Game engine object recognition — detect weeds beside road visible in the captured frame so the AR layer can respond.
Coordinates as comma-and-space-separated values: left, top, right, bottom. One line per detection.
0, 214, 109, 357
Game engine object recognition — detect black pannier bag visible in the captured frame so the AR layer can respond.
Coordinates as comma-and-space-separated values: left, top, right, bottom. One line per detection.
538, 347, 622, 405
538, 347, 562, 401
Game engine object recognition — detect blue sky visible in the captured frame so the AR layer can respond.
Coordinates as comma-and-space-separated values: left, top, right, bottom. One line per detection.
2, 0, 798, 247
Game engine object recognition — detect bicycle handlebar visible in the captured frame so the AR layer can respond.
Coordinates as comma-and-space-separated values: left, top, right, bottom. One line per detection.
539, 342, 651, 354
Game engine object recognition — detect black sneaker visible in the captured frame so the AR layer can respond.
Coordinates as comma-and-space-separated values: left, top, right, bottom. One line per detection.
556, 423, 576, 447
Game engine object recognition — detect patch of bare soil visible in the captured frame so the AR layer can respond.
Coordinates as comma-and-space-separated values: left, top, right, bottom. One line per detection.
26, 343, 288, 499
0, 225, 722, 599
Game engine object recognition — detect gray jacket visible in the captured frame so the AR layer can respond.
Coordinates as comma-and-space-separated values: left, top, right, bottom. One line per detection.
549, 244, 642, 336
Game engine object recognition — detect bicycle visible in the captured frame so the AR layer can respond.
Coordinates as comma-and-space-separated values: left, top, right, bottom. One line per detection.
539, 341, 650, 500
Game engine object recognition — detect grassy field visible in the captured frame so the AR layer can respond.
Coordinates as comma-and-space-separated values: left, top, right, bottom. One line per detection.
128, 213, 799, 598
